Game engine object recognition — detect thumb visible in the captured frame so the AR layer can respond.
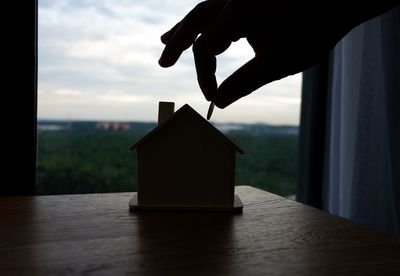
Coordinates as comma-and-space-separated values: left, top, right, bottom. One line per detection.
214, 55, 288, 108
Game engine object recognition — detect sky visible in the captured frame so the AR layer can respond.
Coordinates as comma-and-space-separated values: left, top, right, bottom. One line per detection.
38, 0, 302, 125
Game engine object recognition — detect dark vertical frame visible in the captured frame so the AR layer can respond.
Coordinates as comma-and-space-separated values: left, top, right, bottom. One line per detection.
1, 0, 37, 196
32, 0, 38, 195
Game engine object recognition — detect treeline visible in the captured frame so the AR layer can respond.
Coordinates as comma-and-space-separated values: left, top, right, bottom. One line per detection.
229, 131, 297, 196
37, 129, 297, 196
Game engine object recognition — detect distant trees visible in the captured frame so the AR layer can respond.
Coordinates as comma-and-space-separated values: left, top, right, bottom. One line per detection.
228, 131, 297, 196
37, 131, 139, 195
37, 127, 297, 196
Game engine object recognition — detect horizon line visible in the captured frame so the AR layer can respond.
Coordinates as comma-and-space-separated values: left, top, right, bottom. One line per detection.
37, 118, 299, 127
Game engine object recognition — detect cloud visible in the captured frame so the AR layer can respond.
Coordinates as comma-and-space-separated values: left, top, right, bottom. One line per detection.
54, 88, 83, 96
38, 0, 302, 124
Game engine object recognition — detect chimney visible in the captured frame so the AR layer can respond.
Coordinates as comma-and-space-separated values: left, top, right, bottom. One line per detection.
158, 102, 175, 125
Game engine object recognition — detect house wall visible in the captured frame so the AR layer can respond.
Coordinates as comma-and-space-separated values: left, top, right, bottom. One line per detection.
137, 114, 236, 207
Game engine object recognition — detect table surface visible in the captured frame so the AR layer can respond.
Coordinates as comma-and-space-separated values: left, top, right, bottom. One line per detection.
1, 186, 399, 275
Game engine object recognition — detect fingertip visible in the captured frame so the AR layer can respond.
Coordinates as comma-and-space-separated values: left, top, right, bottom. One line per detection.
214, 80, 236, 109
204, 94, 214, 102
158, 56, 174, 67
160, 22, 180, 45
158, 46, 180, 67
158, 59, 166, 67
197, 75, 218, 102
160, 32, 170, 44
214, 95, 229, 109
214, 101, 227, 109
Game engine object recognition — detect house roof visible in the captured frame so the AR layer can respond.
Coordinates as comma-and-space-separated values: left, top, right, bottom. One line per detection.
130, 104, 244, 154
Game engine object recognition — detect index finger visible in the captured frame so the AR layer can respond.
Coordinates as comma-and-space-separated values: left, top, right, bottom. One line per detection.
159, 0, 227, 67
193, 1, 239, 101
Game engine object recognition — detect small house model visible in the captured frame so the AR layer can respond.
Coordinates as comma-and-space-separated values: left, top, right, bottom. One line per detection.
129, 102, 244, 211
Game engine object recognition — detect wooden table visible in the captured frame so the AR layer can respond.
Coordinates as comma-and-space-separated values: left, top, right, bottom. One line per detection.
1, 186, 399, 275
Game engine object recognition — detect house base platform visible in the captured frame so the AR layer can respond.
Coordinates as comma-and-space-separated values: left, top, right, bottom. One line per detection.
129, 193, 243, 212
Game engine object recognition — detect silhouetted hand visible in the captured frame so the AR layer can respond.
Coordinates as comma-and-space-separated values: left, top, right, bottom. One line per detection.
159, 0, 399, 108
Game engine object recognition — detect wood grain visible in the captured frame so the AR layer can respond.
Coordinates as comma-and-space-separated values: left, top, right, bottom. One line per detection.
1, 186, 399, 275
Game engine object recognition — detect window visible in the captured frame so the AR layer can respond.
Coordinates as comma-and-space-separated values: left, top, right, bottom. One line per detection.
38, 0, 301, 197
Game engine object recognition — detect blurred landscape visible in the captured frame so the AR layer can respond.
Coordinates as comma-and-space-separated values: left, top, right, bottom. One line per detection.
37, 120, 298, 197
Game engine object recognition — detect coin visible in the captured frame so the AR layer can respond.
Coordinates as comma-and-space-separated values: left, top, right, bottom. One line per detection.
207, 102, 215, 120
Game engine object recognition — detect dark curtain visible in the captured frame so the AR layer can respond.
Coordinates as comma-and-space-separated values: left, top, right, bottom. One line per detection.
297, 6, 400, 237
296, 59, 329, 209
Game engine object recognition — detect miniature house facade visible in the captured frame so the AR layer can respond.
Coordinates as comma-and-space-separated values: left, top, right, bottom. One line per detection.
130, 102, 243, 209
